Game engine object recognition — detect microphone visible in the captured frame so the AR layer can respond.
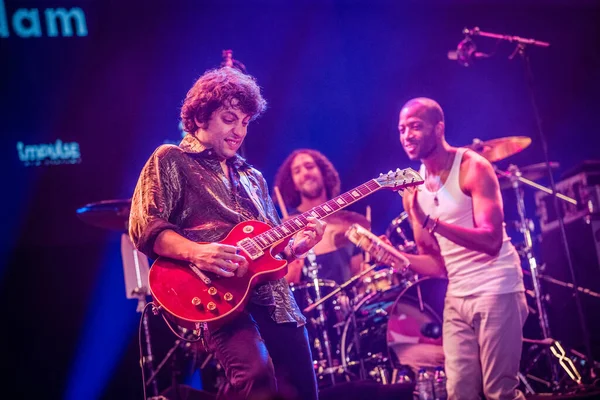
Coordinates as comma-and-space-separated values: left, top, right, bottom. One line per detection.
420, 322, 442, 339
447, 37, 489, 67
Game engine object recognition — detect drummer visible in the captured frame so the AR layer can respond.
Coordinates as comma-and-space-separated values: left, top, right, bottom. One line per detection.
273, 149, 370, 285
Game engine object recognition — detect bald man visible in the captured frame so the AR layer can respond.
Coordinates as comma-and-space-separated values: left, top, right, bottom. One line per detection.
394, 98, 528, 399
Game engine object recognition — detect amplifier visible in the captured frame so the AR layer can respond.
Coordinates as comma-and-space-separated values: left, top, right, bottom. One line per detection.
535, 161, 600, 233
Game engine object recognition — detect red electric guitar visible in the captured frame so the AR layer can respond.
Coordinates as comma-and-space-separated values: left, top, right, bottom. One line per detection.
148, 168, 424, 328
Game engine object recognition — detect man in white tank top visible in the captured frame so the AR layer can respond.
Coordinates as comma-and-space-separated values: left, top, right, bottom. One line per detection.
395, 98, 528, 399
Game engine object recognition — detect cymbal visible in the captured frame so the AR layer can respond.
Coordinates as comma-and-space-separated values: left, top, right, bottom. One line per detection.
497, 162, 559, 190
466, 136, 531, 162
325, 210, 371, 229
76, 198, 131, 231
313, 210, 371, 252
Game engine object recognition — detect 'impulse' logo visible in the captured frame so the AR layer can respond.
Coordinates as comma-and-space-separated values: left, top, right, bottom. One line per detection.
17, 139, 81, 166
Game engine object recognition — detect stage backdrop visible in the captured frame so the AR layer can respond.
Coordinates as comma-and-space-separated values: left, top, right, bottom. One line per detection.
1, 0, 599, 398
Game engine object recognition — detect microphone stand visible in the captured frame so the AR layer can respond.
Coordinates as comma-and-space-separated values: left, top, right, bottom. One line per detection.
516, 38, 594, 384
463, 27, 595, 385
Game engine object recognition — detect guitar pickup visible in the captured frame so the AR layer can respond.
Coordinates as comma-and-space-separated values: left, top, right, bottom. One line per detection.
237, 237, 264, 260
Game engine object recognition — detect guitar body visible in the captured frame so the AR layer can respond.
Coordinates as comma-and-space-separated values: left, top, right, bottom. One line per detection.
149, 220, 289, 329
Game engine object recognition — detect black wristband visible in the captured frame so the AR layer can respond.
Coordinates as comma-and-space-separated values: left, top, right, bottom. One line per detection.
422, 214, 431, 229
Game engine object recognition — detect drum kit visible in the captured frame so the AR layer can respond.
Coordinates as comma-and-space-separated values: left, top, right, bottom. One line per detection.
76, 135, 592, 394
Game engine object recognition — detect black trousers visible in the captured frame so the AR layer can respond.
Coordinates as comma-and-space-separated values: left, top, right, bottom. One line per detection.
206, 303, 318, 400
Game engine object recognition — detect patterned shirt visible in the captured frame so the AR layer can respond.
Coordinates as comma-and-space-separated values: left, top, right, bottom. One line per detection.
129, 134, 306, 326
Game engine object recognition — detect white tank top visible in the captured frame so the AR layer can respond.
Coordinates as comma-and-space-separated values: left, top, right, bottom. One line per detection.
417, 148, 524, 297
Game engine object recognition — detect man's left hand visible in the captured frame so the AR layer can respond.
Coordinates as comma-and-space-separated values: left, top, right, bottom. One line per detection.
293, 216, 326, 256
404, 187, 427, 227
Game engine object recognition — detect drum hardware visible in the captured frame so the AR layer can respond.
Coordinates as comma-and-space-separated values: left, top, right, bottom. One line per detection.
339, 215, 446, 381
77, 199, 161, 396
346, 222, 417, 295
520, 338, 590, 392
385, 211, 417, 254
303, 263, 379, 316
304, 262, 380, 381
495, 163, 586, 389
290, 278, 350, 386
534, 162, 600, 233
460, 27, 594, 383
119, 234, 160, 397
76, 198, 132, 231
523, 268, 600, 300
77, 199, 212, 397
497, 162, 560, 191
305, 249, 337, 386
466, 136, 531, 163
339, 277, 447, 383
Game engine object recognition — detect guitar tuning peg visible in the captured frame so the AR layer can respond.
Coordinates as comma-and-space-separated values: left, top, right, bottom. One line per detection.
388, 170, 393, 175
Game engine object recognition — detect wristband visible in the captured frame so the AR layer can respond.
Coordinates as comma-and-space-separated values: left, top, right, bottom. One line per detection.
428, 217, 440, 234
422, 214, 430, 229
286, 238, 308, 259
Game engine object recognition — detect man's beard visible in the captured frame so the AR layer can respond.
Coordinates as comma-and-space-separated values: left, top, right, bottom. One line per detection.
299, 184, 324, 200
417, 138, 438, 160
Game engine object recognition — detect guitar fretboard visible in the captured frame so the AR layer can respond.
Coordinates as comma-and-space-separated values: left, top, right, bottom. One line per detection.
253, 180, 381, 250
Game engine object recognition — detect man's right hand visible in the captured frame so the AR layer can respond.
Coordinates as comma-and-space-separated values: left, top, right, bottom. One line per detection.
188, 243, 249, 278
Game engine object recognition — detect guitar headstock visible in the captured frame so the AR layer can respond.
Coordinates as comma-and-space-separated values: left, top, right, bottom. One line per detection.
375, 168, 424, 191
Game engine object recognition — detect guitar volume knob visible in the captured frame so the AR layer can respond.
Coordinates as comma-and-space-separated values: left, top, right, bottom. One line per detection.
208, 287, 218, 296
207, 302, 217, 311
224, 292, 233, 302
191, 297, 202, 306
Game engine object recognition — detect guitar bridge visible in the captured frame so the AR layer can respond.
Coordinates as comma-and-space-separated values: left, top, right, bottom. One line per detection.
237, 237, 264, 260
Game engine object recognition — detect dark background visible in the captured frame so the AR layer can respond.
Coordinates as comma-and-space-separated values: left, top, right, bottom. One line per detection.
2, 0, 599, 398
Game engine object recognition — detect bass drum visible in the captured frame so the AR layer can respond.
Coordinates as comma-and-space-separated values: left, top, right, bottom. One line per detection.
340, 277, 448, 381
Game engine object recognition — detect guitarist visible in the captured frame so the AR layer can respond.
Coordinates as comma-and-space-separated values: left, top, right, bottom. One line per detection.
129, 67, 325, 400
396, 98, 527, 400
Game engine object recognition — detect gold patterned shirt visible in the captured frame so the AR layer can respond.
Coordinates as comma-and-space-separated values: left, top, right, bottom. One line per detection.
129, 134, 306, 326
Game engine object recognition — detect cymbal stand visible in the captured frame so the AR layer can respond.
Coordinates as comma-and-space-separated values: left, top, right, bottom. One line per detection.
463, 27, 595, 379
305, 250, 336, 386
145, 339, 183, 398
500, 165, 582, 389
305, 262, 379, 381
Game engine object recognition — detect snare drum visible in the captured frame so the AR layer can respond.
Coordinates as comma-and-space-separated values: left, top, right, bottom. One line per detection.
359, 267, 405, 294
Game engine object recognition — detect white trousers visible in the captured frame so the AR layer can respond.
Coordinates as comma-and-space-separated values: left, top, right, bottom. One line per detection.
443, 292, 528, 400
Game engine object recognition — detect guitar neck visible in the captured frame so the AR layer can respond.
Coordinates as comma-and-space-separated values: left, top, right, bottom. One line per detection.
254, 179, 382, 250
